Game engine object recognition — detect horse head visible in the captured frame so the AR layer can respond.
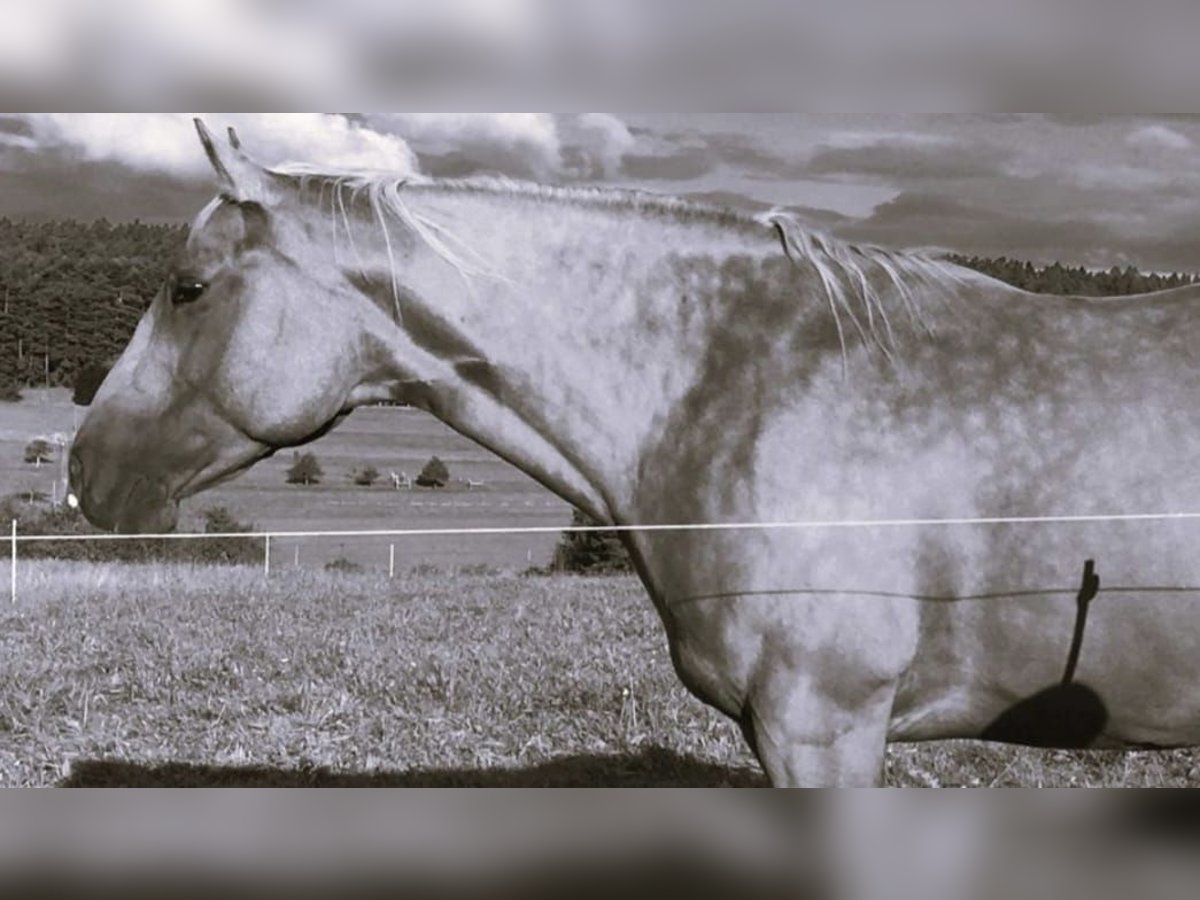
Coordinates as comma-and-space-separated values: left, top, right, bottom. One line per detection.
70, 120, 385, 532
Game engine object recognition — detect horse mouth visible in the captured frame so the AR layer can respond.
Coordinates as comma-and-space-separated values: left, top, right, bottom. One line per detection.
114, 476, 179, 534
73, 473, 180, 534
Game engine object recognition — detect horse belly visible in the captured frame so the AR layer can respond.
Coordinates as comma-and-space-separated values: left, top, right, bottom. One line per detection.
891, 520, 1200, 746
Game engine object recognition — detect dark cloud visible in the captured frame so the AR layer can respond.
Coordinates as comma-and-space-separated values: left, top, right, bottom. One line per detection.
808, 140, 1014, 180
417, 149, 545, 180
0, 151, 210, 222
621, 144, 717, 181
1041, 114, 1117, 128
0, 116, 34, 139
1043, 114, 1200, 128
623, 126, 1015, 187
703, 133, 804, 178
833, 190, 1200, 273
854, 191, 1003, 225
619, 128, 808, 182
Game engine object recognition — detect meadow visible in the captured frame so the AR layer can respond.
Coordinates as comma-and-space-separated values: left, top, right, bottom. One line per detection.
1, 389, 574, 570
2, 560, 1199, 788
3, 390, 1200, 786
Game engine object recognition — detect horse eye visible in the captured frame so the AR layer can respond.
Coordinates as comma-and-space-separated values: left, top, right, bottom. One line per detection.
171, 278, 207, 306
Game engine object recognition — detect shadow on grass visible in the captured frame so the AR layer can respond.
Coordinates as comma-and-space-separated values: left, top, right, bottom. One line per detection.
59, 746, 768, 787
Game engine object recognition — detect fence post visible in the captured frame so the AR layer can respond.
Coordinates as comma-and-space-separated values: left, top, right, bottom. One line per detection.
293, 545, 299, 568
10, 519, 16, 605
389, 543, 395, 579
264, 534, 271, 578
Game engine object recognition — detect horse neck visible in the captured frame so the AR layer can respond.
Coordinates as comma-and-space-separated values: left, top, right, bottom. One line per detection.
356, 186, 773, 520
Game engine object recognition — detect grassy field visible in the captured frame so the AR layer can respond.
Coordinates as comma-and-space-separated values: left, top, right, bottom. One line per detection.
2, 560, 1198, 787
4, 391, 1199, 787
0, 389, 573, 570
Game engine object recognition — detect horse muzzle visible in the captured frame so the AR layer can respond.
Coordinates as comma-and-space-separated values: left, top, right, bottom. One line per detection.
69, 442, 179, 534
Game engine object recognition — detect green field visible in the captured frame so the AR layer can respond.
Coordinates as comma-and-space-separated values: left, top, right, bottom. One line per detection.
3, 561, 1198, 787
1, 389, 574, 571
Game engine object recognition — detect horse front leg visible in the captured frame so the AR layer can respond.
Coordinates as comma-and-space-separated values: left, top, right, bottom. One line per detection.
674, 592, 917, 787
741, 666, 900, 786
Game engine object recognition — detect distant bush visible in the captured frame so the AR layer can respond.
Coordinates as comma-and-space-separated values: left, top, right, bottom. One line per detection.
416, 456, 450, 488
286, 452, 323, 485
0, 377, 21, 402
549, 509, 633, 574
23, 438, 54, 466
353, 465, 380, 487
5, 496, 260, 566
459, 562, 500, 577
325, 557, 363, 574
195, 506, 261, 565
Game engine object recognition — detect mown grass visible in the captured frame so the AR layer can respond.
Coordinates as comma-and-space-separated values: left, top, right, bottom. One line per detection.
2, 562, 1197, 787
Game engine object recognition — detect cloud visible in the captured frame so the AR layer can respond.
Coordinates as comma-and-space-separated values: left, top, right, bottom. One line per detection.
367, 113, 635, 180
6, 114, 419, 180
807, 136, 1013, 180
2, 112, 637, 195
621, 144, 716, 181
1126, 124, 1192, 151
618, 128, 805, 182
561, 113, 636, 177
617, 126, 1002, 187
367, 113, 561, 179
1066, 162, 1175, 192
833, 189, 1200, 273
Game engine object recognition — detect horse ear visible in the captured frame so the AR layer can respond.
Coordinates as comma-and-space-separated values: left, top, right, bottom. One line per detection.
194, 118, 273, 203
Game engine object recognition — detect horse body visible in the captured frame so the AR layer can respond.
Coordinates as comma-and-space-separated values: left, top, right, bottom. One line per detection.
69, 122, 1200, 784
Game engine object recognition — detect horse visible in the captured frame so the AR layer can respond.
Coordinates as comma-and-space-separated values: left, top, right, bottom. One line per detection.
69, 119, 1200, 785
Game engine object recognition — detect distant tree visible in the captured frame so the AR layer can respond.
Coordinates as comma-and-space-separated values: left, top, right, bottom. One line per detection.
24, 438, 53, 466
550, 509, 633, 573
354, 465, 380, 487
197, 505, 260, 566
948, 254, 1198, 297
286, 452, 323, 485
416, 456, 450, 487
201, 506, 252, 534
72, 362, 110, 406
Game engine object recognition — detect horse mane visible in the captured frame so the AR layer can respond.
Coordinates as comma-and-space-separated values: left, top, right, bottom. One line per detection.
759, 211, 975, 363
272, 164, 977, 358
275, 165, 512, 317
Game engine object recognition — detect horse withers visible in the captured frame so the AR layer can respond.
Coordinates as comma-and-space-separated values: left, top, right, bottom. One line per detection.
71, 120, 1200, 785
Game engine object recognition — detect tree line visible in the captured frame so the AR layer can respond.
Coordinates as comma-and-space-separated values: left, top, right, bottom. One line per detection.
0, 218, 187, 398
945, 254, 1198, 296
2, 216, 1198, 401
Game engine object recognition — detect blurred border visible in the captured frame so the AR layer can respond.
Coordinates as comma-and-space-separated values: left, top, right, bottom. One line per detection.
1, 791, 1198, 899
4, 0, 1200, 111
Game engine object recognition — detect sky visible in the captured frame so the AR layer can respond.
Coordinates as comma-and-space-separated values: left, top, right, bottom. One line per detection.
3, 113, 1199, 272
